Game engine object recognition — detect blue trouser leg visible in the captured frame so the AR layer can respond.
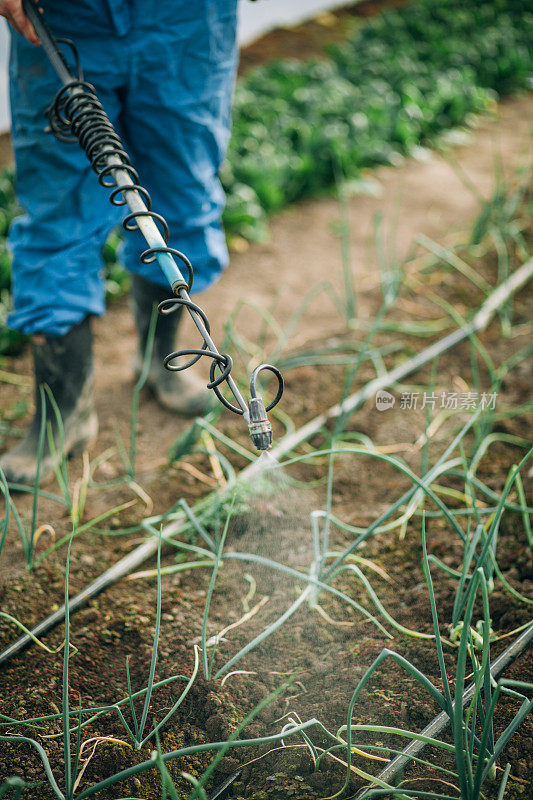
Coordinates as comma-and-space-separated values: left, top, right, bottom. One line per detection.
120, 0, 238, 293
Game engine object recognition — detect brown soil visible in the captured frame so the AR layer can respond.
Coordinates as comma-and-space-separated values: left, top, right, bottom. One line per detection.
0, 21, 532, 800
0, 134, 11, 172
239, 0, 411, 74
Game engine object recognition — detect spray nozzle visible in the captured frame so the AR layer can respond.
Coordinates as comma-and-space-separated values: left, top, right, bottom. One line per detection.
246, 364, 284, 452
247, 396, 273, 451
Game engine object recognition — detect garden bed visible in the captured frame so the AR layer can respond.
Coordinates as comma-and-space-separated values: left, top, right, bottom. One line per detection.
0, 89, 532, 798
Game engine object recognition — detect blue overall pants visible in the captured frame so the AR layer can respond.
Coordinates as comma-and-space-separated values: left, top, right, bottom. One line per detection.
8, 0, 238, 336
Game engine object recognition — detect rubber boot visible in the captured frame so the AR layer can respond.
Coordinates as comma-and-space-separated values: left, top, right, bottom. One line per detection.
130, 274, 212, 416
0, 317, 98, 487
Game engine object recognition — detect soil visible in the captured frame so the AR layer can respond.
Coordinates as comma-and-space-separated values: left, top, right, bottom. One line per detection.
238, 0, 412, 74
0, 8, 532, 800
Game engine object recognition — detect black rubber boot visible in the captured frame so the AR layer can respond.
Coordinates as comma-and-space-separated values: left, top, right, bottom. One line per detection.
130, 274, 212, 416
0, 317, 98, 487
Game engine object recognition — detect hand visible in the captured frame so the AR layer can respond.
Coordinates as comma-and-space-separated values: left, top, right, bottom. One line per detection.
0, 0, 40, 44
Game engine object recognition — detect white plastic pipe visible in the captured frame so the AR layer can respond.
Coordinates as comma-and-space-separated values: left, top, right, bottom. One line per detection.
1, 258, 531, 666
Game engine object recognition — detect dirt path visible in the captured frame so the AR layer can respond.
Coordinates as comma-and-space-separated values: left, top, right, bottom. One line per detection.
32, 95, 533, 503
0, 96, 530, 532
0, 95, 531, 798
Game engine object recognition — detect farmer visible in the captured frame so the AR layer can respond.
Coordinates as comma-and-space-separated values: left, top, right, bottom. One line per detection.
0, 0, 241, 485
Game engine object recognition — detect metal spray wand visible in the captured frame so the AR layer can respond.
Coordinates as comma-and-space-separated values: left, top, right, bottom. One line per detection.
21, 0, 283, 451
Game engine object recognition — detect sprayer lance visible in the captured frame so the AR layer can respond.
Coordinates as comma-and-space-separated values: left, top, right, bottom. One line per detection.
21, 0, 284, 453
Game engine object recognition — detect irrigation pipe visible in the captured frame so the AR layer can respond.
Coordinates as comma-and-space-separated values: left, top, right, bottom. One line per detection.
206, 624, 533, 800
0, 258, 531, 668
268, 257, 533, 461
353, 622, 533, 798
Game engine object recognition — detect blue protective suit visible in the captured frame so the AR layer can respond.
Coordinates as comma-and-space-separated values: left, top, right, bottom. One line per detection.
8, 0, 238, 335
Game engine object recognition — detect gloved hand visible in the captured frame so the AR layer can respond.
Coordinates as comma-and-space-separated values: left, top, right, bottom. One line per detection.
0, 0, 40, 44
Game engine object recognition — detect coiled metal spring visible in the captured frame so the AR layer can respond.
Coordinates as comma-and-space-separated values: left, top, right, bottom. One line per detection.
45, 71, 268, 413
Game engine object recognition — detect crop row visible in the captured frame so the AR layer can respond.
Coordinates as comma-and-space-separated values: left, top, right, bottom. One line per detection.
222, 0, 532, 236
